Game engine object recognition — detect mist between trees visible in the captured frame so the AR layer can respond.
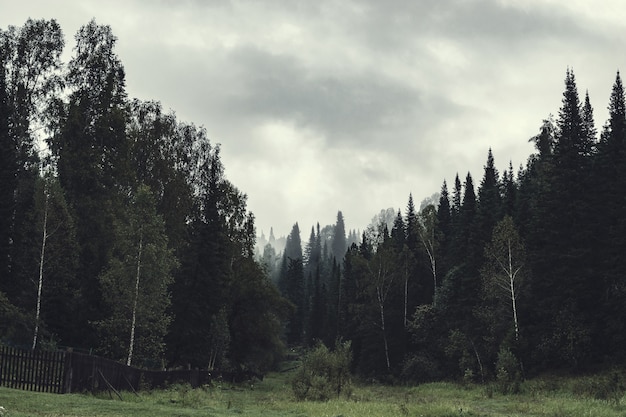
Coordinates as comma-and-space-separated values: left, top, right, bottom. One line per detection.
1, 18, 625, 383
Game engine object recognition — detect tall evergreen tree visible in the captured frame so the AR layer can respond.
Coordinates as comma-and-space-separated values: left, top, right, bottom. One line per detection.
593, 71, 626, 359
581, 91, 597, 153
436, 181, 452, 280
405, 194, 420, 253
168, 139, 233, 367
331, 211, 347, 263
460, 172, 477, 268
474, 149, 502, 265
527, 69, 598, 368
500, 161, 516, 217
279, 223, 305, 345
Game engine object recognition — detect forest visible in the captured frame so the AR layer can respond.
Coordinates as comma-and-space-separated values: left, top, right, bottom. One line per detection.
2, 18, 626, 384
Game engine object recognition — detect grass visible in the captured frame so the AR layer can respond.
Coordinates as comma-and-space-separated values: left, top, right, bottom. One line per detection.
1, 369, 625, 417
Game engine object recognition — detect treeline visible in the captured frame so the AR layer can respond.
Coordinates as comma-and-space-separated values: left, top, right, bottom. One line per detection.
270, 68, 626, 382
0, 19, 291, 372
4, 18, 625, 383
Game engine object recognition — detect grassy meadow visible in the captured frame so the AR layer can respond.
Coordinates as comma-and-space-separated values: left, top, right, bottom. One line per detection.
1, 368, 625, 417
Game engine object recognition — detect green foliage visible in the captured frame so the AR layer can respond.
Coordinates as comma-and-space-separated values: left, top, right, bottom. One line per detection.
495, 347, 521, 394
401, 354, 442, 383
292, 340, 353, 401
95, 184, 177, 366
571, 371, 625, 404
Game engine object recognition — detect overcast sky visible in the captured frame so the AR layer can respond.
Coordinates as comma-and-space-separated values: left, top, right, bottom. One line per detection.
3, 1, 626, 238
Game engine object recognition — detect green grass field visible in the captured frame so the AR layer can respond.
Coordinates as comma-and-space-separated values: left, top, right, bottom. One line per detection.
1, 369, 625, 417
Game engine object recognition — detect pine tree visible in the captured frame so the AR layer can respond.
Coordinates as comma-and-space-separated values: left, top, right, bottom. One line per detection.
474, 149, 502, 266
169, 140, 233, 367
500, 161, 516, 217
593, 71, 626, 358
581, 91, 597, 153
279, 223, 305, 345
331, 211, 347, 263
405, 194, 420, 253
436, 181, 452, 280
527, 69, 598, 368
460, 173, 477, 269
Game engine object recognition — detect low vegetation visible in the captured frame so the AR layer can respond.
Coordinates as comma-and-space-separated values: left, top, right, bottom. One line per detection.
291, 339, 353, 401
1, 366, 626, 417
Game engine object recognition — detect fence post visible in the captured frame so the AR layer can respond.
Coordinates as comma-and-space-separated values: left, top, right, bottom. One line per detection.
62, 348, 73, 394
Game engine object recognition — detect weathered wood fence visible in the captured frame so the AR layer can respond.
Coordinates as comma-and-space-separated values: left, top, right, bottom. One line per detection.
0, 345, 225, 394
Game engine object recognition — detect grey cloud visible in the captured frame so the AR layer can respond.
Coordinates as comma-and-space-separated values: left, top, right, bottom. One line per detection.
355, 0, 601, 47
218, 45, 466, 146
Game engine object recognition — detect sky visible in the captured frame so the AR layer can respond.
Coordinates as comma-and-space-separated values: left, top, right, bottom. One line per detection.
2, 0, 626, 239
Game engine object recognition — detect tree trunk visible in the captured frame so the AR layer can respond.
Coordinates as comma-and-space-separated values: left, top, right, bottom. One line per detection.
403, 255, 408, 328
127, 233, 143, 366
32, 191, 49, 351
508, 240, 520, 341
422, 239, 437, 301
375, 278, 391, 372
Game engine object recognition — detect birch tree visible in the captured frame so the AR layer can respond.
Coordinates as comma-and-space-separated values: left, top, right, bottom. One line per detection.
418, 204, 438, 299
96, 184, 176, 366
32, 177, 49, 350
2, 168, 79, 349
366, 240, 399, 372
481, 216, 525, 341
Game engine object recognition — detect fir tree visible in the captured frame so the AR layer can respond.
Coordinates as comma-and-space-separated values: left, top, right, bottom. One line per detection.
331, 211, 347, 263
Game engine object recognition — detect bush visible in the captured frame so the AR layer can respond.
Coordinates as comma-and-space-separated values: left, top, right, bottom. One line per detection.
291, 340, 352, 401
401, 354, 442, 383
495, 347, 521, 394
572, 371, 625, 404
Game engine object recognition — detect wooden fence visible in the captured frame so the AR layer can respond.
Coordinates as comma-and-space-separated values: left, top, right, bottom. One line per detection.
0, 346, 66, 393
0, 345, 228, 394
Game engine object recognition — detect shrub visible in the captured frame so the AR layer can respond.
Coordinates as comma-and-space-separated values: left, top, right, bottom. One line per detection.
495, 347, 521, 394
572, 371, 625, 404
291, 339, 352, 401
401, 353, 442, 383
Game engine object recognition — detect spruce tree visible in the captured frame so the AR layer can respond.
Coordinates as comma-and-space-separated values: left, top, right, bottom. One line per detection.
331, 211, 347, 263
436, 181, 452, 280
593, 71, 626, 359
474, 149, 502, 267
279, 223, 305, 345
528, 69, 598, 368
500, 161, 517, 218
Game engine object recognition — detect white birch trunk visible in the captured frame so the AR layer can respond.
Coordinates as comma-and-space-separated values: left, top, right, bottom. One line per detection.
127, 233, 143, 366
403, 255, 408, 328
508, 240, 520, 341
377, 284, 391, 371
32, 191, 49, 351
422, 238, 437, 299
